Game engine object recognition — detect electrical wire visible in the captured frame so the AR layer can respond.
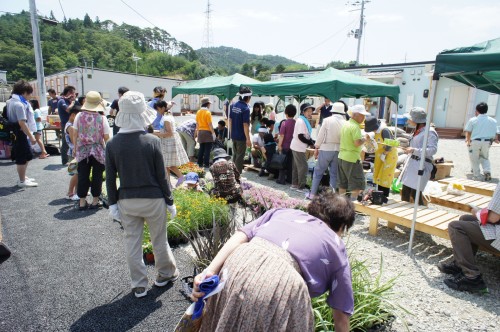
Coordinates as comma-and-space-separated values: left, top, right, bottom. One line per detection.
58, 0, 67, 21
120, 0, 158, 28
290, 19, 357, 60
332, 36, 350, 60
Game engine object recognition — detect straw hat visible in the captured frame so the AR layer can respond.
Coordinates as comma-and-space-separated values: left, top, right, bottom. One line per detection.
82, 91, 107, 113
116, 91, 157, 129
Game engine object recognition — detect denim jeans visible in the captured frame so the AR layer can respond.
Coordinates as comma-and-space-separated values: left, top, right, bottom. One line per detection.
311, 150, 339, 195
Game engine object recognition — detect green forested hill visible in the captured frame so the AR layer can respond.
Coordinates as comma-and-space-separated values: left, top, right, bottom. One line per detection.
0, 12, 308, 82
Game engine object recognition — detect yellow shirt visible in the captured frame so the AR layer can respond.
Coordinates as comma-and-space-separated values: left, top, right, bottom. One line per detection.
196, 108, 212, 131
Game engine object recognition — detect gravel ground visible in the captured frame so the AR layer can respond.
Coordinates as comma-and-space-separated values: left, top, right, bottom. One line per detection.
1, 129, 499, 331
0, 157, 193, 331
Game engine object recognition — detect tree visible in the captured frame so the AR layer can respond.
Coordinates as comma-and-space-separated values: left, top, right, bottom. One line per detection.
83, 13, 93, 28
275, 64, 286, 73
49, 10, 56, 21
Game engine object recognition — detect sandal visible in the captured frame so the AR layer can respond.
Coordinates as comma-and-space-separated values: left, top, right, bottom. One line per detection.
89, 202, 102, 210
79, 202, 89, 211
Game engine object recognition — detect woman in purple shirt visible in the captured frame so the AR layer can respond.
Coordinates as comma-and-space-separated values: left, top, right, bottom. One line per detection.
191, 191, 355, 332
276, 104, 297, 185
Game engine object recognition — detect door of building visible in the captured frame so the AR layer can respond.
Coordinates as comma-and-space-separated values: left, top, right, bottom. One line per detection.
446, 86, 469, 128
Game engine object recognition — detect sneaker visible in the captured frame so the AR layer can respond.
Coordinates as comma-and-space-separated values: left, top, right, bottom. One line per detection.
132, 287, 147, 298
17, 180, 38, 188
296, 188, 309, 194
444, 272, 488, 293
437, 261, 462, 275
25, 177, 36, 182
289, 185, 299, 190
305, 193, 315, 200
70, 194, 79, 201
484, 173, 492, 181
155, 272, 179, 287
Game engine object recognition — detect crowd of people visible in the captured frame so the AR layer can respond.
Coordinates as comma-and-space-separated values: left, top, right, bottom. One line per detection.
4, 79, 499, 330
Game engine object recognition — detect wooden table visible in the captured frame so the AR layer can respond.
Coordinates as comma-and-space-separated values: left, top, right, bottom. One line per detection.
437, 177, 496, 197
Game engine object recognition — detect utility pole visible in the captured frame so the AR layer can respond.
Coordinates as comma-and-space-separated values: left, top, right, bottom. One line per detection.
29, 0, 47, 106
202, 0, 215, 72
132, 53, 141, 81
348, 0, 369, 66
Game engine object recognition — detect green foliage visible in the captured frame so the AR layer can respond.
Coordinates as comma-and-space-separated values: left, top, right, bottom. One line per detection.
312, 253, 408, 332
1, 12, 309, 82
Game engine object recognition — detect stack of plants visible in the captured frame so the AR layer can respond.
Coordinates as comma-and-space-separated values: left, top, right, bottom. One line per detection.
241, 184, 309, 218
179, 162, 206, 178
167, 189, 229, 243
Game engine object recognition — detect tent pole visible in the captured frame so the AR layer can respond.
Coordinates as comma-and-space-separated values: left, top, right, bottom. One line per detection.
407, 77, 438, 255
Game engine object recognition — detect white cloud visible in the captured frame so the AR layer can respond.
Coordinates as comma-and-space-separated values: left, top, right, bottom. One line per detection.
368, 14, 404, 22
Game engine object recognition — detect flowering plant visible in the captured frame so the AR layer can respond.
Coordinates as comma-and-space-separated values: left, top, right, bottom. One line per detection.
142, 241, 153, 254
167, 188, 229, 241
242, 186, 309, 217
179, 162, 206, 178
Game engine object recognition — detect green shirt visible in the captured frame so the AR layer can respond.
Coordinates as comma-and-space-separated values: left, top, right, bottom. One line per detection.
339, 118, 363, 163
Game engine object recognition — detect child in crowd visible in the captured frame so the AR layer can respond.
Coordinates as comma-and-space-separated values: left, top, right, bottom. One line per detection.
259, 132, 278, 179
29, 99, 49, 159
183, 172, 203, 192
65, 107, 80, 200
214, 120, 228, 150
209, 148, 242, 204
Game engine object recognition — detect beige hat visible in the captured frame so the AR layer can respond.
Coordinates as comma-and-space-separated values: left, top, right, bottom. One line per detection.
116, 91, 157, 129
82, 91, 107, 113
200, 97, 212, 105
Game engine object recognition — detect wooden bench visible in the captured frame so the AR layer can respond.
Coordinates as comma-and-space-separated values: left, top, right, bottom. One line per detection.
355, 200, 459, 239
426, 190, 491, 212
355, 200, 500, 257
438, 177, 496, 197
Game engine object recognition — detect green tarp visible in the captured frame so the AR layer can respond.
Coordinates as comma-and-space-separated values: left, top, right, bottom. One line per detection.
172, 73, 259, 100
434, 38, 500, 94
245, 67, 400, 104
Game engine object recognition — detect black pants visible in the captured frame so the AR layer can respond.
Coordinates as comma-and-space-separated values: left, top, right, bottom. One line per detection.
378, 185, 390, 197
198, 142, 213, 168
60, 120, 69, 165
277, 149, 293, 184
77, 156, 105, 199
401, 185, 426, 206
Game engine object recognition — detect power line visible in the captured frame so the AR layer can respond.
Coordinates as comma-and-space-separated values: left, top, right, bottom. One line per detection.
58, 0, 66, 21
290, 19, 357, 60
120, 0, 158, 28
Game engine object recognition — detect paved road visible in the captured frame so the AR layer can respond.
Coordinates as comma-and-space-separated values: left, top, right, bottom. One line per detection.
0, 156, 192, 331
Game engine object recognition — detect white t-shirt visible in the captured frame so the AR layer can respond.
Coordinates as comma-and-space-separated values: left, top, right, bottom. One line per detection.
252, 133, 265, 147
289, 117, 310, 153
73, 112, 111, 135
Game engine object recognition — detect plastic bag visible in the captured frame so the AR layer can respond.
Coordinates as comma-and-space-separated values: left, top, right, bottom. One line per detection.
423, 181, 443, 196
391, 178, 402, 193
446, 183, 465, 196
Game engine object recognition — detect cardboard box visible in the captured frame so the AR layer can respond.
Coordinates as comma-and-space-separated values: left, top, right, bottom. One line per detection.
434, 161, 454, 180
46, 115, 61, 128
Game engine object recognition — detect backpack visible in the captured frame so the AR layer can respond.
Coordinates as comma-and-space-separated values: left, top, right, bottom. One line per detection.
0, 105, 14, 142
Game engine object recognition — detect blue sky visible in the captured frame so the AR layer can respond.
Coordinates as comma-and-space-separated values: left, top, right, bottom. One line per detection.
3, 0, 499, 66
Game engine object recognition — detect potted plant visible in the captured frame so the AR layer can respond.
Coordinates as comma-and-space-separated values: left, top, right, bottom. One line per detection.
142, 241, 154, 264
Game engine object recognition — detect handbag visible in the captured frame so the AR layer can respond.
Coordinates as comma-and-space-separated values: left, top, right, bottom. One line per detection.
269, 152, 287, 170
67, 159, 78, 175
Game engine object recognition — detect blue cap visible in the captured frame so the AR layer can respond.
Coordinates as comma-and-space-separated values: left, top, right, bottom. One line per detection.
184, 172, 199, 184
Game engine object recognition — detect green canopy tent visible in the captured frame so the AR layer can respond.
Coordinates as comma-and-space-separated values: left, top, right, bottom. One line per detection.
434, 37, 500, 94
407, 38, 500, 254
245, 67, 400, 104
172, 73, 260, 100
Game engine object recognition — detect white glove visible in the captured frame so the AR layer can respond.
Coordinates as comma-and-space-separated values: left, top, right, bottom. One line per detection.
379, 154, 386, 162
167, 204, 177, 219
212, 133, 217, 141
109, 204, 121, 221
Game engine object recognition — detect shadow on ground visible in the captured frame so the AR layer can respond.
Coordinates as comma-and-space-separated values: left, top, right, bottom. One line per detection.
0, 186, 22, 197
70, 284, 174, 331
